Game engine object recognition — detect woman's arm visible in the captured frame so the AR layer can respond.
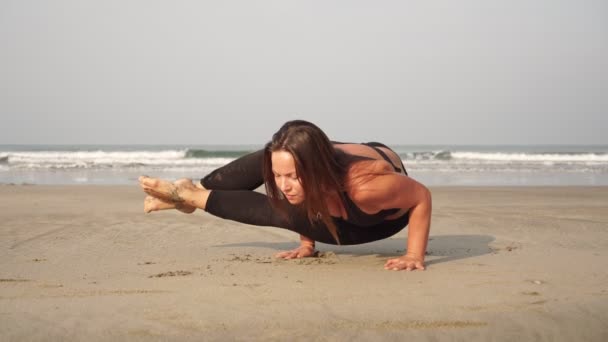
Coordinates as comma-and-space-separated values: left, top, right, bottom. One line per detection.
386, 180, 431, 271
350, 170, 432, 271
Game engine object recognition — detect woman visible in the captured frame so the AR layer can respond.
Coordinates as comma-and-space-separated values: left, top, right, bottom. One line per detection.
139, 120, 431, 271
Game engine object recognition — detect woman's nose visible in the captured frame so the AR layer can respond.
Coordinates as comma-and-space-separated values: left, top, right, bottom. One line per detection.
279, 178, 290, 191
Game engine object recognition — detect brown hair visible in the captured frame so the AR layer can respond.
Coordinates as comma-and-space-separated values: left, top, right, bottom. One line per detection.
263, 120, 347, 244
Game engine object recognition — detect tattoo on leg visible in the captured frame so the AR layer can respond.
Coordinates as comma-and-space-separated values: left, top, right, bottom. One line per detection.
169, 187, 185, 203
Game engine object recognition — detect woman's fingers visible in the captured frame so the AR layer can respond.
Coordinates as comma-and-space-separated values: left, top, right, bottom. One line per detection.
296, 250, 309, 258
384, 258, 399, 268
275, 249, 297, 259
274, 251, 290, 258
286, 249, 302, 259
284, 251, 297, 259
384, 257, 426, 271
275, 247, 315, 259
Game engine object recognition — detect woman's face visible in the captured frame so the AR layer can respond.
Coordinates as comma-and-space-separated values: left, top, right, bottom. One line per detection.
271, 150, 305, 204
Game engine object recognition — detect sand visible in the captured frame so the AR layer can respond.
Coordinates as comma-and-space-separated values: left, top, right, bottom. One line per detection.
1, 185, 607, 341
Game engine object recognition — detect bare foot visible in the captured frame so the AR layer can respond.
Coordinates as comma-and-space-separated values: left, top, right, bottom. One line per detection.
172, 178, 200, 208
139, 176, 187, 203
144, 196, 196, 214
144, 195, 173, 213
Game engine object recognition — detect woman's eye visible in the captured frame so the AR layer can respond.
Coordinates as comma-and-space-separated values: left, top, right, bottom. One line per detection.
273, 174, 297, 181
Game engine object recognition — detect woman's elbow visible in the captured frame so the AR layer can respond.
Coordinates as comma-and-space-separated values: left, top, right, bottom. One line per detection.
418, 184, 432, 209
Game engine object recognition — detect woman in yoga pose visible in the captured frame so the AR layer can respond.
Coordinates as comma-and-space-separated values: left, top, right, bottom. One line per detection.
139, 120, 431, 271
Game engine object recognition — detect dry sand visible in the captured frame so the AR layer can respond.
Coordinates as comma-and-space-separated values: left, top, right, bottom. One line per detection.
1, 185, 607, 341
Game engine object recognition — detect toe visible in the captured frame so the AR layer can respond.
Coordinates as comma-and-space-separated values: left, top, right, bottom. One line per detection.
143, 197, 156, 212
143, 178, 159, 188
174, 178, 193, 187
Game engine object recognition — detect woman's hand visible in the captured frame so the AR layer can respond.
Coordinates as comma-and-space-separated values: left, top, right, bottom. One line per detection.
275, 245, 316, 259
384, 254, 426, 271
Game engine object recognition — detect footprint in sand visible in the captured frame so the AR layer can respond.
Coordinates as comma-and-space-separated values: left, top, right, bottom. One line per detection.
223, 251, 339, 266
148, 271, 192, 278
0, 278, 31, 283
292, 251, 339, 265
491, 242, 522, 254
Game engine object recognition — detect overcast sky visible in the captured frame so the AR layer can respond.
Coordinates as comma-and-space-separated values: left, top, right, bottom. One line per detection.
1, 0, 606, 145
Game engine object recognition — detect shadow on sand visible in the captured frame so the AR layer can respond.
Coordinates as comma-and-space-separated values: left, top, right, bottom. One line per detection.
215, 234, 495, 267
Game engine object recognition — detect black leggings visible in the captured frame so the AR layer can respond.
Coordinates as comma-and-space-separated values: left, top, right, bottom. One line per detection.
201, 147, 409, 245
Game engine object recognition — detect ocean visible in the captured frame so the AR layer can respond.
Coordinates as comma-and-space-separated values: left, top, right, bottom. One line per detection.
1, 144, 607, 186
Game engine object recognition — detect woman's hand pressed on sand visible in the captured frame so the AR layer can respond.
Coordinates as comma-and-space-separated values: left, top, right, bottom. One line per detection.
275, 245, 317, 259
384, 254, 426, 271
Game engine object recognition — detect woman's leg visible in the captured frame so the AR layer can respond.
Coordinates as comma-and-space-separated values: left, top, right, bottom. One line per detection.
204, 190, 339, 244
143, 149, 264, 213
200, 149, 265, 190
140, 175, 338, 243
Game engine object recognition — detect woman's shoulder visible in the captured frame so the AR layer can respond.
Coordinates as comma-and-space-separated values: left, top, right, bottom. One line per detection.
343, 158, 394, 193
345, 158, 393, 176
340, 160, 394, 212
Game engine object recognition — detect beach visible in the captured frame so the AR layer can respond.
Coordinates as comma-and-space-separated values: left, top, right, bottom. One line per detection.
1, 185, 607, 341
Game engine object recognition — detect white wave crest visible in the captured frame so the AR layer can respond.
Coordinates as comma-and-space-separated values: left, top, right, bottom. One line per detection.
451, 152, 608, 163
3, 150, 237, 170
9, 150, 186, 162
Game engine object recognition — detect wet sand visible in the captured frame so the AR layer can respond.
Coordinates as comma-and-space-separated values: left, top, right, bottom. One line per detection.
1, 185, 607, 341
